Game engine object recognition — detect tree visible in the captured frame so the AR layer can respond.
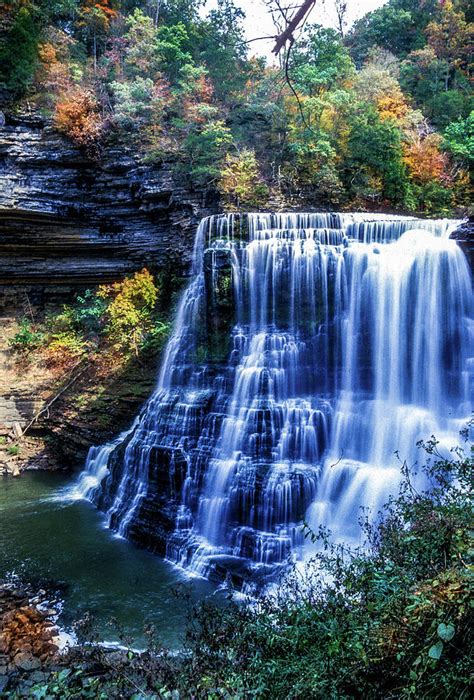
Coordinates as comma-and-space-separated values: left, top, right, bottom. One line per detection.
402, 132, 448, 184
182, 119, 233, 186
333, 0, 348, 37
121, 8, 161, 79
426, 0, 473, 88
0, 4, 39, 96
290, 25, 355, 96
111, 75, 169, 131
347, 0, 439, 65
77, 0, 118, 71
218, 149, 269, 210
346, 106, 412, 207
198, 0, 247, 101
97, 268, 158, 355
154, 22, 193, 82
54, 86, 104, 152
442, 112, 474, 164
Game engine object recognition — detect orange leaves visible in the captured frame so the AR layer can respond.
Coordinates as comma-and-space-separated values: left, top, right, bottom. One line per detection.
402, 133, 448, 184
53, 87, 104, 151
38, 42, 57, 65
80, 0, 117, 22
78, 0, 118, 33
426, 0, 473, 69
35, 32, 76, 105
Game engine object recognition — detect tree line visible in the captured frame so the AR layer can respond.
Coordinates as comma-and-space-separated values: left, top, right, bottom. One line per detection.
0, 0, 472, 214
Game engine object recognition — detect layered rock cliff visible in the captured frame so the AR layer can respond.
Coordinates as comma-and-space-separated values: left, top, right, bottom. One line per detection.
0, 114, 471, 473
0, 113, 216, 468
0, 113, 217, 312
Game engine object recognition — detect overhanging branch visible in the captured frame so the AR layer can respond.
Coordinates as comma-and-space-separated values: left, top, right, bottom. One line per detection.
272, 0, 317, 54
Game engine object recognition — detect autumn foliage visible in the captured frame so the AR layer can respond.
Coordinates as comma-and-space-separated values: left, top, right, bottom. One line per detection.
1, 0, 472, 215
53, 88, 104, 151
403, 133, 449, 185
219, 149, 269, 210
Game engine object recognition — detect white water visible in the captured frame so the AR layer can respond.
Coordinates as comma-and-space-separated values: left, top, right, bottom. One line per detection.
74, 213, 473, 580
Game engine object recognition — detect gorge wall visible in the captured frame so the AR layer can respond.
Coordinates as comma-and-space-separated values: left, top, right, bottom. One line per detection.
0, 113, 217, 312
0, 115, 471, 474
0, 113, 216, 468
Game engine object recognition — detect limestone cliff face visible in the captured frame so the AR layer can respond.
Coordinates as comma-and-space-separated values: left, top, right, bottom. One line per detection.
0, 113, 217, 465
0, 113, 217, 311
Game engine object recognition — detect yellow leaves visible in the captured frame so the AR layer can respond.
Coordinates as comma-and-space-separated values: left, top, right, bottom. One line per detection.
319, 104, 336, 133
38, 42, 57, 65
402, 133, 448, 184
98, 269, 158, 355
426, 0, 474, 67
98, 268, 157, 307
218, 149, 269, 211
377, 94, 409, 123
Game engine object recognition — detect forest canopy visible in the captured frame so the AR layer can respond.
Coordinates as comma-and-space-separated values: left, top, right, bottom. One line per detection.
0, 0, 472, 215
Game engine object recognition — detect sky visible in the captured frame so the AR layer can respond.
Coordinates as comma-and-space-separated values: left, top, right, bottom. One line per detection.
202, 1, 388, 60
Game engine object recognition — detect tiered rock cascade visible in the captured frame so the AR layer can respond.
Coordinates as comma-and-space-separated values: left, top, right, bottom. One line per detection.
74, 212, 472, 586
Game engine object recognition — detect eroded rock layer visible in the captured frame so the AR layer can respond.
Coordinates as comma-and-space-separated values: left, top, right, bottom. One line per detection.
0, 114, 216, 310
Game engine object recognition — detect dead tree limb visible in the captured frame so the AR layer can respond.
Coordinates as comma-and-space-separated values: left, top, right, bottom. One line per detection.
20, 361, 89, 438
272, 0, 317, 54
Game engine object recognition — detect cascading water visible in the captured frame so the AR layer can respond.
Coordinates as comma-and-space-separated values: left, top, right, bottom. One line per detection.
74, 212, 473, 585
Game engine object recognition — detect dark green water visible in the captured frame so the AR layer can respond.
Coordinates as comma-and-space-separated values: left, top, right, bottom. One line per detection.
0, 471, 220, 647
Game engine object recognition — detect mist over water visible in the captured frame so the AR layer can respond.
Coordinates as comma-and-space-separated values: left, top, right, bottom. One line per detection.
75, 213, 473, 583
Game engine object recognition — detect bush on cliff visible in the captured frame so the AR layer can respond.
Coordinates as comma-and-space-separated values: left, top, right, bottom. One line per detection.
53, 86, 104, 154
9, 268, 170, 368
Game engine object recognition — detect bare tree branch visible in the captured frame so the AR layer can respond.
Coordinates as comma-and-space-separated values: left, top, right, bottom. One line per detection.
272, 0, 317, 55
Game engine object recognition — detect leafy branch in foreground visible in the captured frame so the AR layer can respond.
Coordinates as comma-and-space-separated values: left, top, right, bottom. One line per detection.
180, 434, 472, 699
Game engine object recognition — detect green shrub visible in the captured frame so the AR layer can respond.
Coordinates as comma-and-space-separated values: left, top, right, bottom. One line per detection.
97, 268, 160, 355
178, 434, 473, 699
8, 319, 45, 353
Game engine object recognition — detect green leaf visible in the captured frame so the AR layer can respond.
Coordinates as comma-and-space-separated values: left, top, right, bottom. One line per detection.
428, 640, 444, 660
437, 622, 455, 642
57, 669, 72, 682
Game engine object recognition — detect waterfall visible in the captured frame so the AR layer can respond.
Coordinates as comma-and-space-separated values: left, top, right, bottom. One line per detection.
74, 212, 472, 584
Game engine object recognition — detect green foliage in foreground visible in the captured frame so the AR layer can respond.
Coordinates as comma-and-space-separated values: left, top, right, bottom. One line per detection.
15, 435, 473, 699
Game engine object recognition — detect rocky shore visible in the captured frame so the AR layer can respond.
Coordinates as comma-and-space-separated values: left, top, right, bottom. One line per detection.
0, 581, 61, 695
0, 579, 183, 699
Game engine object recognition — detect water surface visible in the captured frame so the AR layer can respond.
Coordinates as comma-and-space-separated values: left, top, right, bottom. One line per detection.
0, 471, 219, 647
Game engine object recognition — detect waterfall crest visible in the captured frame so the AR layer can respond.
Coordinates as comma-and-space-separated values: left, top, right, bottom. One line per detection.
74, 212, 472, 584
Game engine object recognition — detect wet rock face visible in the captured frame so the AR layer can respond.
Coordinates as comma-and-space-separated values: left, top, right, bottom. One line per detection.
450, 217, 473, 270
0, 113, 218, 311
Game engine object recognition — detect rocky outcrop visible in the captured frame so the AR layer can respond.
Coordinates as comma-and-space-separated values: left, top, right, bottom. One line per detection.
0, 582, 60, 682
450, 216, 474, 270
0, 113, 218, 311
